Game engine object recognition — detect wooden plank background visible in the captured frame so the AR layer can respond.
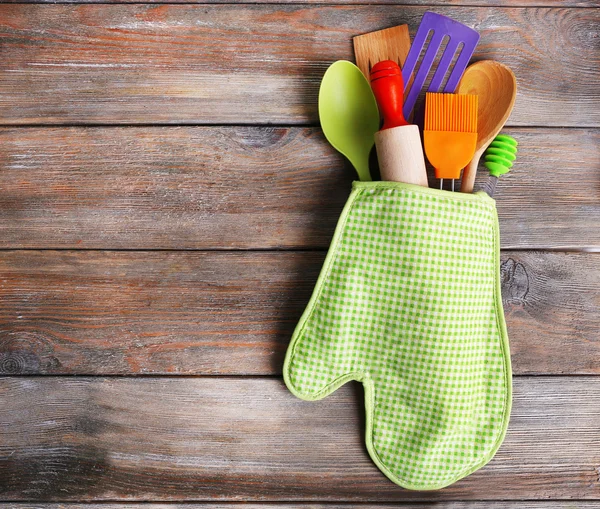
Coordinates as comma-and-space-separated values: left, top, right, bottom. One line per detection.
2, 0, 599, 5
2, 506, 600, 509
0, 251, 598, 376
0, 6, 598, 127
3, 506, 600, 509
0, 0, 599, 506
0, 127, 598, 250
2, 377, 600, 501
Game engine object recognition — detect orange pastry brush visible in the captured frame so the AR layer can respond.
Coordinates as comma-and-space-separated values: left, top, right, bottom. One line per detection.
424, 93, 478, 191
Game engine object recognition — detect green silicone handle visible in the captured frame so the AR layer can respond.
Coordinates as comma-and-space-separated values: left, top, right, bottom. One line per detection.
483, 135, 518, 178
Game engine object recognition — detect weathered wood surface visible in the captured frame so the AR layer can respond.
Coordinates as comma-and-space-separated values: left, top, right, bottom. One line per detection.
1, 377, 599, 501
0, 250, 597, 376
3, 504, 600, 509
1, 0, 598, 504
0, 6, 598, 126
0, 127, 598, 250
2, 0, 596, 5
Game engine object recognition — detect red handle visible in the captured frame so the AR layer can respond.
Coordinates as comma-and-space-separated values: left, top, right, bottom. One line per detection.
370, 60, 409, 130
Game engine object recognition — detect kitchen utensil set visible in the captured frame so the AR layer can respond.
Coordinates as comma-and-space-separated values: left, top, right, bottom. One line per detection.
290, 13, 519, 490
318, 11, 518, 194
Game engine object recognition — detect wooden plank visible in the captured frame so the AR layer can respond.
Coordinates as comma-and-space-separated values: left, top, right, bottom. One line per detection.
0, 6, 597, 126
0, 250, 597, 376
3, 504, 600, 509
1, 377, 599, 501
1, 0, 597, 5
0, 127, 598, 250
0, 125, 351, 250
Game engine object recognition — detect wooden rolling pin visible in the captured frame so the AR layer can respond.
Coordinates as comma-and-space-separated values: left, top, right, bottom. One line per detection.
374, 125, 428, 186
370, 61, 428, 187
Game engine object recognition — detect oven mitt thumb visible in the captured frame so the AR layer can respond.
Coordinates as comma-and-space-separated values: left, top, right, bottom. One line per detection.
283, 182, 512, 490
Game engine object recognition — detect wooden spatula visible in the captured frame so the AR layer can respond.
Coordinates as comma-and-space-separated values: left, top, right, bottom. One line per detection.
353, 25, 411, 80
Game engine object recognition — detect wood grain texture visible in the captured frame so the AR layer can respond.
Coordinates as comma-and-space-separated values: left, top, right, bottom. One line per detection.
0, 127, 598, 250
0, 6, 598, 126
0, 250, 597, 376
1, 377, 600, 501
353, 24, 410, 80
0, 126, 350, 250
3, 504, 600, 509
1, 0, 597, 5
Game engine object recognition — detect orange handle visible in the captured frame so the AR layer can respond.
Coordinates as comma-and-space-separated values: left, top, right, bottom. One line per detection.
424, 131, 478, 180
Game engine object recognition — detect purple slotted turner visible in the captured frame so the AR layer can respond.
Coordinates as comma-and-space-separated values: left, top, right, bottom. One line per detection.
402, 11, 480, 120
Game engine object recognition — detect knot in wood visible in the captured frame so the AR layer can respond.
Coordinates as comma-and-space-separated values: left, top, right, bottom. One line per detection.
501, 257, 529, 304
0, 352, 30, 374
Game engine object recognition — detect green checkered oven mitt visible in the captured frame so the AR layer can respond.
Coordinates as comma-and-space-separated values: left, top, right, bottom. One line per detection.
284, 181, 512, 490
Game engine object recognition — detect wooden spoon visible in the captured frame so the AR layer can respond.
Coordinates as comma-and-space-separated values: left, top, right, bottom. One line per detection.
457, 60, 517, 193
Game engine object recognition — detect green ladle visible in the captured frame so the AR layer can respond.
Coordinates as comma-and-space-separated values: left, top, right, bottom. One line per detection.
318, 60, 380, 181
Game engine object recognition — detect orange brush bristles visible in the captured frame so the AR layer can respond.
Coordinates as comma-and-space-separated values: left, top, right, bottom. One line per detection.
425, 93, 478, 133
424, 93, 478, 180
